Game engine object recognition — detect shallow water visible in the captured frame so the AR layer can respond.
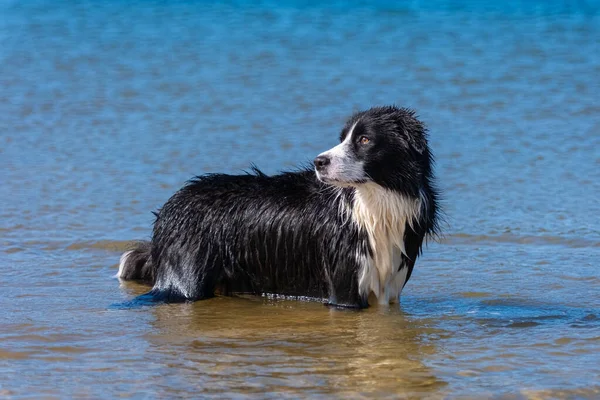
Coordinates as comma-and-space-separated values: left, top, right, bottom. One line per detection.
1, 0, 600, 398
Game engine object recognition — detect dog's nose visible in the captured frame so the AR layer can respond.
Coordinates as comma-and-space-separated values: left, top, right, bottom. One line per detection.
313, 155, 331, 169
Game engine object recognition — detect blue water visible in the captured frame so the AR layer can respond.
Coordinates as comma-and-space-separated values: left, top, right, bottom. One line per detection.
1, 1, 599, 398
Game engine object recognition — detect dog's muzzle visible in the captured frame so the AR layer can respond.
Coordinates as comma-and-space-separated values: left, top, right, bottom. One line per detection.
313, 155, 331, 173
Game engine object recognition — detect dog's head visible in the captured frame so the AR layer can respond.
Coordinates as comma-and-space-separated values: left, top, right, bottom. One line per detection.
314, 106, 431, 196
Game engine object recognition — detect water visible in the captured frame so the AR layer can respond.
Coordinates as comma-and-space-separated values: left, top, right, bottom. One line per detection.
1, 0, 599, 398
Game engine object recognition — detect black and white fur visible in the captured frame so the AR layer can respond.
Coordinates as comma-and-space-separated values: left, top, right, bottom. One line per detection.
117, 106, 439, 308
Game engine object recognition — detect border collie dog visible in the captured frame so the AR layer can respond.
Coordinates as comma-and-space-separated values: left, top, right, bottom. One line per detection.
118, 106, 439, 308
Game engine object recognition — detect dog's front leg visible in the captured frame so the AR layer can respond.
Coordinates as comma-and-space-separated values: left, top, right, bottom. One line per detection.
324, 264, 369, 309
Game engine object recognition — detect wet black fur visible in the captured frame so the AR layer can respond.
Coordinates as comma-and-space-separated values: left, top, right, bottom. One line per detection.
119, 106, 439, 308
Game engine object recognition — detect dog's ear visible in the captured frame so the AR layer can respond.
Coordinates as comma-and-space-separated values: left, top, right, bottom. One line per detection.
407, 134, 425, 154
404, 126, 427, 154
395, 107, 427, 154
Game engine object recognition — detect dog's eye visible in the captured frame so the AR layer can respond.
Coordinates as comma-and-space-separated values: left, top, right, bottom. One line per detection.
359, 136, 370, 145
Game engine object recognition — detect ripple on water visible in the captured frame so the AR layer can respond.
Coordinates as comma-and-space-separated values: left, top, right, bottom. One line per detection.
444, 233, 600, 248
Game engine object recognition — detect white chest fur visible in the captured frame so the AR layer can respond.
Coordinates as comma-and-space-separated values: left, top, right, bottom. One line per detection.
352, 183, 421, 304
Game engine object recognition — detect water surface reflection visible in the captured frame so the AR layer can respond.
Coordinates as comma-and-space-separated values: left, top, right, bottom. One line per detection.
120, 281, 447, 398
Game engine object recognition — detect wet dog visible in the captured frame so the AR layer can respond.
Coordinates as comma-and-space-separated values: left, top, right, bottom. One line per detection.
117, 106, 439, 308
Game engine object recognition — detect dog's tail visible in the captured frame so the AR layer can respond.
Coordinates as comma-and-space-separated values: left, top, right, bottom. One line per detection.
116, 241, 155, 284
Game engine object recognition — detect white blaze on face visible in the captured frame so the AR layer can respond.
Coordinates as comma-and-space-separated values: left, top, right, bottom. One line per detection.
321, 120, 357, 159
315, 121, 366, 184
